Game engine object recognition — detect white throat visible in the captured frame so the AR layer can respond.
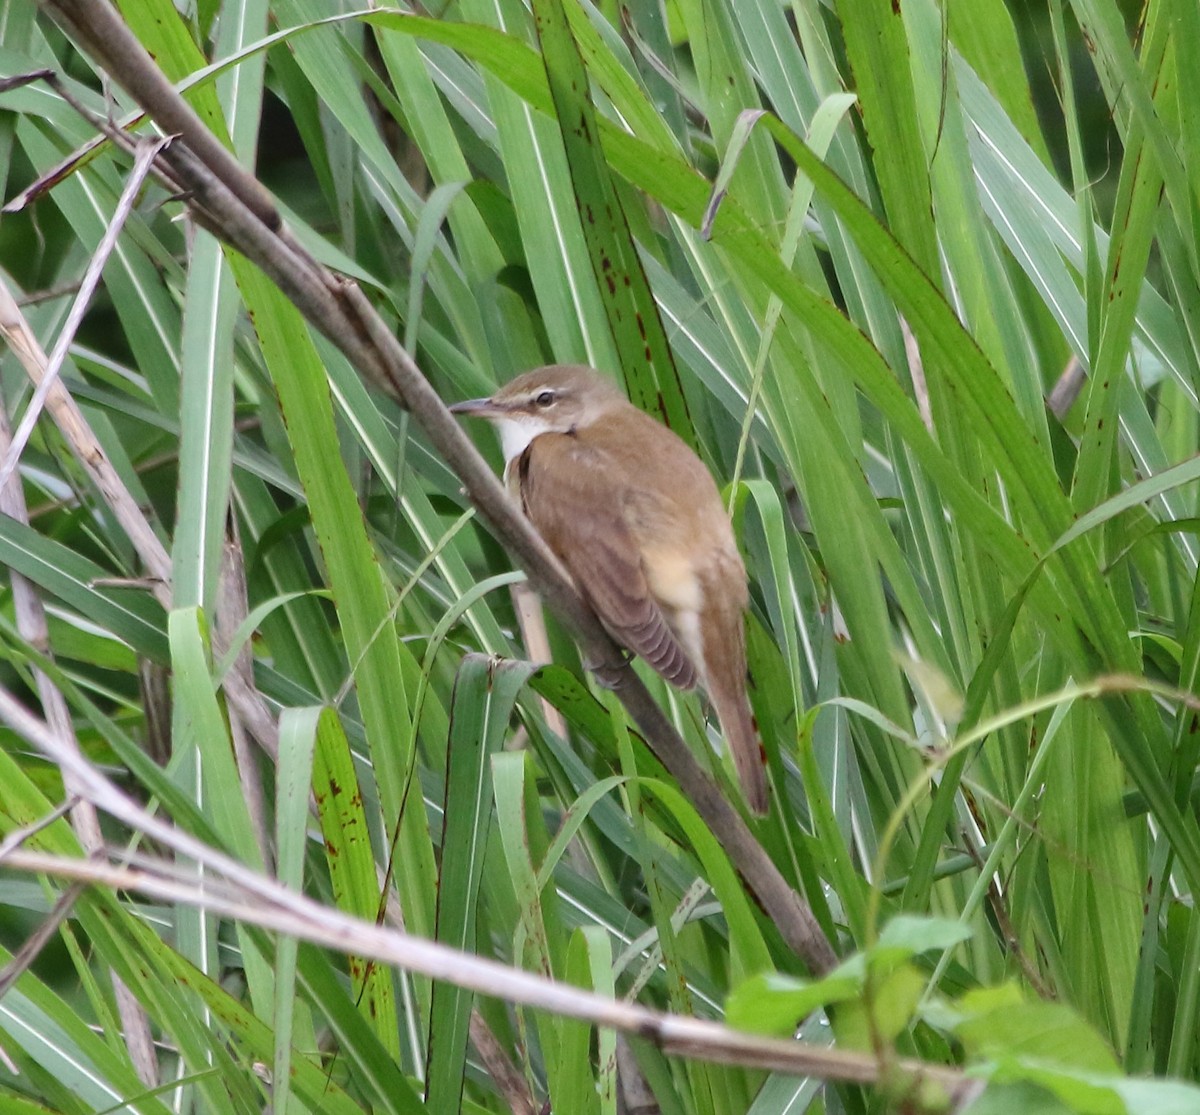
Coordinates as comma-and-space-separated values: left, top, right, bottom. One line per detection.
494, 414, 551, 466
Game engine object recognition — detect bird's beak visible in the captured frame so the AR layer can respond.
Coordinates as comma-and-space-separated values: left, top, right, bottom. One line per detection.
448, 396, 500, 417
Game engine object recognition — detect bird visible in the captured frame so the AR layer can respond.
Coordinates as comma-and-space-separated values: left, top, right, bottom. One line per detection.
450, 364, 768, 814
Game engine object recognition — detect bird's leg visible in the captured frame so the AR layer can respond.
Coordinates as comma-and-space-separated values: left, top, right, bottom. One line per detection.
582, 646, 635, 689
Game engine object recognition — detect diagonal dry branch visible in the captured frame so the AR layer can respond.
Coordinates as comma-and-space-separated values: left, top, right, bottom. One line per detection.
35, 0, 836, 975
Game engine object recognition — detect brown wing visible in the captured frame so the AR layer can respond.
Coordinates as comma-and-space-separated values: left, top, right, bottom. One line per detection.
519, 434, 698, 690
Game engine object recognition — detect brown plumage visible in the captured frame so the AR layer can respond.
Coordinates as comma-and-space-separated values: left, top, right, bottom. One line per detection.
451, 365, 768, 814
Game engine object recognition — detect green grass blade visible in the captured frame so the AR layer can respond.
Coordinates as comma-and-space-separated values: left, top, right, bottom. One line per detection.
274, 706, 320, 1115
533, 0, 692, 439
311, 706, 401, 1061
426, 655, 533, 1111
231, 257, 437, 940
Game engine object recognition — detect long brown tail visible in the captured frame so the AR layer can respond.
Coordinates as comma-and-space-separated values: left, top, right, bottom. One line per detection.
711, 683, 768, 815
700, 580, 768, 815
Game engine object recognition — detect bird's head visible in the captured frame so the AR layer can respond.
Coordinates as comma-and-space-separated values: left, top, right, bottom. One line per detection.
450, 365, 625, 464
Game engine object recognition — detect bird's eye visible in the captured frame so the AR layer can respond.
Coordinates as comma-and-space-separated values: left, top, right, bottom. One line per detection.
534, 390, 556, 408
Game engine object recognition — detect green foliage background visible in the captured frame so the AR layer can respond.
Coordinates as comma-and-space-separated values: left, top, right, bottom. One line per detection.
1, 0, 1199, 1111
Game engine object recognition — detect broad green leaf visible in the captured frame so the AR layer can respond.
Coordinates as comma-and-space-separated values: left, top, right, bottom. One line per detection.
425, 655, 532, 1112
953, 986, 1120, 1074
274, 705, 321, 1115
532, 0, 692, 442
0, 515, 167, 659
231, 257, 437, 943
311, 706, 400, 1060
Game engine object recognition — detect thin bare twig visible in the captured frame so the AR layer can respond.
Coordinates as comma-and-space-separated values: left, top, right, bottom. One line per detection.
0, 883, 86, 998
469, 1011, 539, 1115
618, 1035, 661, 1114
1047, 354, 1086, 420
36, 0, 837, 973
511, 581, 568, 736
0, 798, 77, 859
36, 2, 277, 232
15, 279, 84, 307
217, 531, 273, 865
0, 136, 169, 494
901, 317, 934, 435
0, 276, 172, 600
